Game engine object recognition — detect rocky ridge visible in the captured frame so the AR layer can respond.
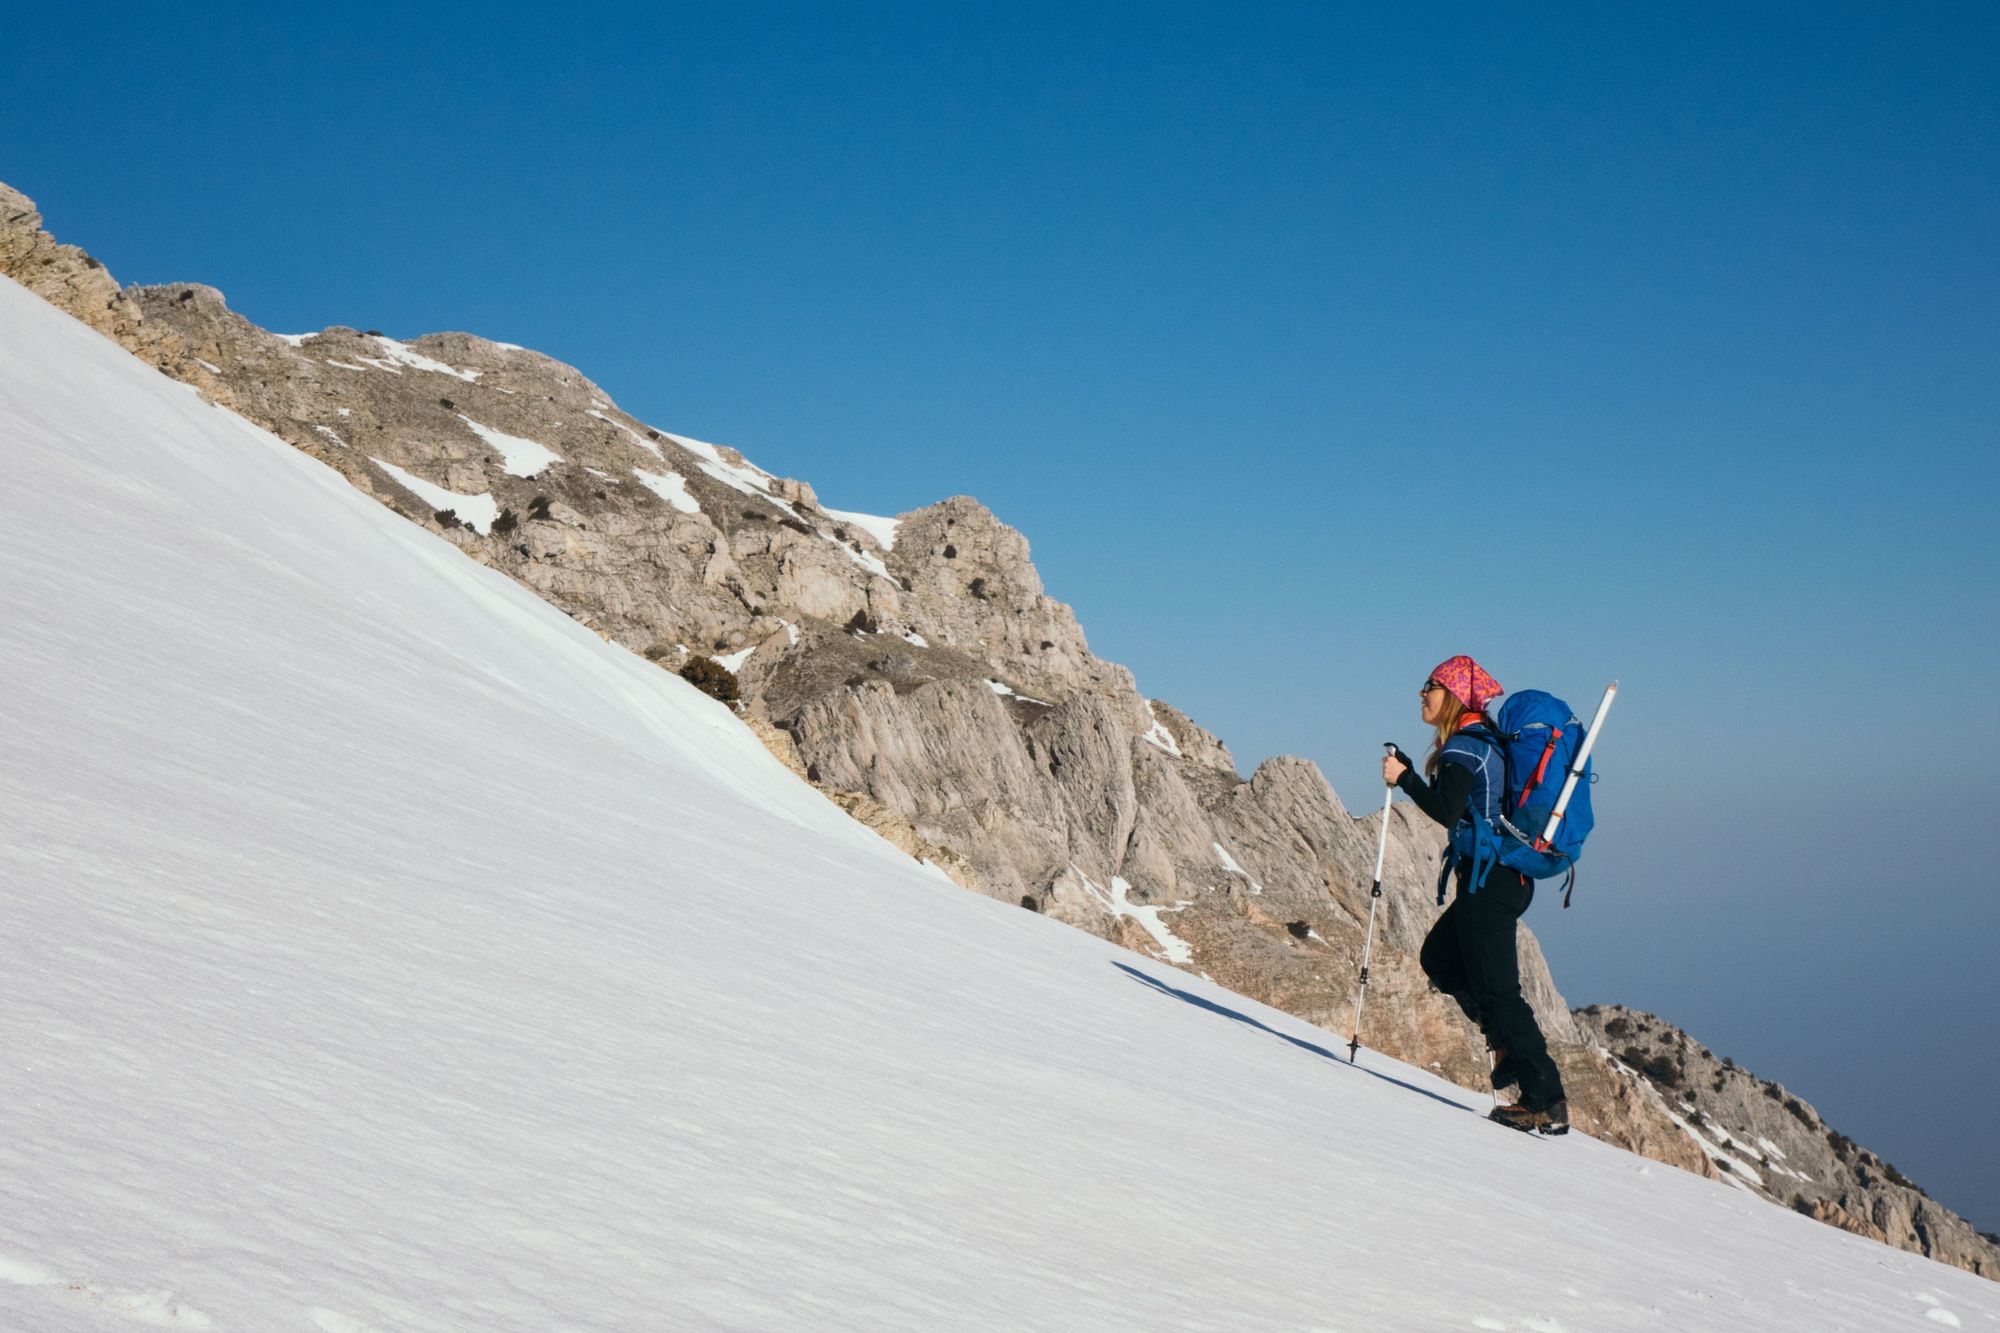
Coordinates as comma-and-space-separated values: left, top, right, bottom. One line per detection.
1575, 1006, 2000, 1277
7, 178, 1990, 1278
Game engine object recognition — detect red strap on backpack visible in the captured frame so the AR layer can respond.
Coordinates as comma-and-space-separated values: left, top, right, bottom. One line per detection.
1517, 729, 1562, 815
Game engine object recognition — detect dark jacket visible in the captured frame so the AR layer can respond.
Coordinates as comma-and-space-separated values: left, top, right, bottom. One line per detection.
1396, 726, 1504, 841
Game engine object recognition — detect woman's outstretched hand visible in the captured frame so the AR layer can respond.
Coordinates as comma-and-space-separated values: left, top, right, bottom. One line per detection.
1383, 751, 1408, 786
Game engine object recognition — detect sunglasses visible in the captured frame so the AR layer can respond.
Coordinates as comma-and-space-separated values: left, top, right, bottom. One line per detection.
1420, 681, 1446, 695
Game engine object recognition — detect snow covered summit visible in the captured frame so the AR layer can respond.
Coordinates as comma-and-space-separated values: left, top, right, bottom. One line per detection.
2, 273, 1994, 1329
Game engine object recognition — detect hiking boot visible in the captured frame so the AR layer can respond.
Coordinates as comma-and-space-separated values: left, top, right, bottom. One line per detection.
1487, 1103, 1546, 1133
1487, 1101, 1569, 1136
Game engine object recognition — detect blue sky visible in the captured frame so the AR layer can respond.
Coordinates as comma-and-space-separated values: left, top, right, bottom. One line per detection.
9, 3, 1997, 1226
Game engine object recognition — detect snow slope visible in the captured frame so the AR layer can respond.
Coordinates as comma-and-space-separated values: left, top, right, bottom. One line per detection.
2, 273, 1995, 1332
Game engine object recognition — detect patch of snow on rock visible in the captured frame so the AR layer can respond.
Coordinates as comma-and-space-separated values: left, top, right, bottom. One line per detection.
587, 409, 664, 460
1083, 872, 1195, 965
368, 335, 479, 381
821, 507, 901, 551
459, 415, 561, 478
1667, 1111, 1766, 1189
371, 459, 497, 535
662, 430, 779, 491
657, 431, 825, 528
827, 535, 891, 580
986, 679, 1053, 707
631, 469, 701, 514
1212, 842, 1263, 894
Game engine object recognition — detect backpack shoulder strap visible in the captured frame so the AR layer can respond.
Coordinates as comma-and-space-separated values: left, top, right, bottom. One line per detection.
1450, 723, 1515, 812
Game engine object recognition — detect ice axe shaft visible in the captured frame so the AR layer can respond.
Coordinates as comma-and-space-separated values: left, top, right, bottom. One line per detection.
1534, 681, 1618, 850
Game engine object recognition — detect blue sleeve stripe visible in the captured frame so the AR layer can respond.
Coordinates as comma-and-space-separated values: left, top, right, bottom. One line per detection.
1440, 737, 1500, 820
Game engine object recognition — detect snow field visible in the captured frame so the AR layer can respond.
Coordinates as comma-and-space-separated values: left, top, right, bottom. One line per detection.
2, 274, 1997, 1331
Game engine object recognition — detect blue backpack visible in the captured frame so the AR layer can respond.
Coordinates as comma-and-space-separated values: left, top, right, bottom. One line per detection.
1443, 690, 1596, 907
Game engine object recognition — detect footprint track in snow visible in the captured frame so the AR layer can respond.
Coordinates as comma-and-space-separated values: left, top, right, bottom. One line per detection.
76, 1286, 214, 1327
0, 1249, 211, 1327
1923, 1305, 1964, 1327
1914, 1290, 1965, 1327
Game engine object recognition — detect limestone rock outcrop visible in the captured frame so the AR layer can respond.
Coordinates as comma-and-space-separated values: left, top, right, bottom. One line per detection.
0, 184, 188, 374
1576, 1005, 2000, 1279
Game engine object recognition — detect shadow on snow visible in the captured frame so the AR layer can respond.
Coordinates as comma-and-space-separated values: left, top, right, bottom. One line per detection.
1112, 961, 1471, 1114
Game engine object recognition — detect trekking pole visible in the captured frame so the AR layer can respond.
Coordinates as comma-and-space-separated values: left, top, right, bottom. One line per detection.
1347, 743, 1398, 1063
1532, 681, 1618, 852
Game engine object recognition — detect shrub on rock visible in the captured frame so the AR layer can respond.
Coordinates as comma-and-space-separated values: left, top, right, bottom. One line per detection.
678, 655, 740, 704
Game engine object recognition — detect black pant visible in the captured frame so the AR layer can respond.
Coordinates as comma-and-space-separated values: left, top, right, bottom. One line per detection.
1419, 867, 1566, 1110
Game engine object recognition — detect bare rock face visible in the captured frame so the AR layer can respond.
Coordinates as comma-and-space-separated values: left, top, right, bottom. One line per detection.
0, 184, 186, 373
0, 184, 134, 342
2, 177, 1948, 1266
1576, 1005, 2000, 1279
887, 498, 1116, 700
780, 676, 1071, 900
1810, 1198, 1892, 1246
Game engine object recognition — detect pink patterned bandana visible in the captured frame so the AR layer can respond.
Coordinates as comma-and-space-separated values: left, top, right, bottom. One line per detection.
1429, 655, 1503, 712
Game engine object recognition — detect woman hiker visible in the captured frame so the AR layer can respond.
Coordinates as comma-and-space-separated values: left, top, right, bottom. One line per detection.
1383, 654, 1569, 1135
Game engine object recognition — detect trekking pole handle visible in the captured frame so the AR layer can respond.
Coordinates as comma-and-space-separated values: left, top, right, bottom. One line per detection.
1538, 681, 1618, 846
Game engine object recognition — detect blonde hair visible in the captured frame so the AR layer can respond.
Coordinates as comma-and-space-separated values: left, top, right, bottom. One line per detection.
1424, 692, 1470, 779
